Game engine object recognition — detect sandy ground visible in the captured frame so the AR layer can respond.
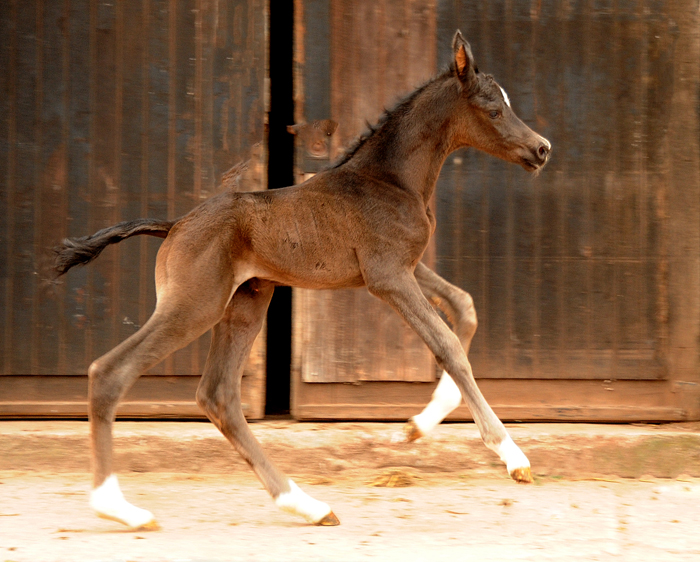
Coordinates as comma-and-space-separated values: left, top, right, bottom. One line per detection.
1, 470, 699, 562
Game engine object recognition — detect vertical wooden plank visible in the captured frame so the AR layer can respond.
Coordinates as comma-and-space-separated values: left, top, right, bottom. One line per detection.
561, 0, 590, 357
0, 0, 18, 375
615, 9, 643, 354
83, 0, 96, 368
535, 0, 567, 376
587, 6, 615, 362
35, 0, 69, 374
11, 0, 39, 374
304, 0, 331, 122
89, 0, 118, 364
56, 0, 71, 375
30, 0, 44, 376
644, 10, 675, 367
174, 0, 196, 219
198, 0, 215, 201
117, 0, 146, 350
167, 0, 177, 222
665, 0, 698, 388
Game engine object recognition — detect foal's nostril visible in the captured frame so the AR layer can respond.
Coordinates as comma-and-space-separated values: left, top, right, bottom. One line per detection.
537, 143, 550, 162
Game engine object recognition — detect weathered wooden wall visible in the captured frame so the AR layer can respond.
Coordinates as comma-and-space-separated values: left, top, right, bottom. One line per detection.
437, 2, 671, 381
0, 0, 268, 418
293, 0, 700, 421
3, 0, 700, 422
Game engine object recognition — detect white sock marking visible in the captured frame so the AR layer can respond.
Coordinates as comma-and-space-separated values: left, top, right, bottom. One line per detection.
495, 436, 530, 474
90, 474, 156, 529
275, 479, 332, 524
411, 371, 463, 436
499, 85, 511, 108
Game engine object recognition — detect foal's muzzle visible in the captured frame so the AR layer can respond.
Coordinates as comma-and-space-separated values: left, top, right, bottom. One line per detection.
523, 137, 551, 171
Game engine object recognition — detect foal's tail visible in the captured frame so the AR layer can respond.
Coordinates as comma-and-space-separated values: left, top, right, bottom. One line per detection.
53, 218, 175, 277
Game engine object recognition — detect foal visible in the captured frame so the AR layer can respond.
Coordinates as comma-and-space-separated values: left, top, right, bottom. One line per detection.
54, 31, 550, 530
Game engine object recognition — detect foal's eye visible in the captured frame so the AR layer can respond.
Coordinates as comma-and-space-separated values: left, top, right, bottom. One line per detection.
489, 110, 501, 119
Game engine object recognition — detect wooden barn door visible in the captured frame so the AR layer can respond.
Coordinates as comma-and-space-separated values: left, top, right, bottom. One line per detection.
292, 0, 699, 422
0, 0, 268, 418
291, 0, 439, 419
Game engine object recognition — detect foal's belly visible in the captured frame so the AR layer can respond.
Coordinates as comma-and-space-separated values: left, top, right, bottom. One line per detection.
251, 246, 366, 290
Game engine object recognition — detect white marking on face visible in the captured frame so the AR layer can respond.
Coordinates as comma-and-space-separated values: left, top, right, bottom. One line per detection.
275, 479, 332, 524
499, 86, 511, 108
90, 474, 156, 529
411, 371, 463, 436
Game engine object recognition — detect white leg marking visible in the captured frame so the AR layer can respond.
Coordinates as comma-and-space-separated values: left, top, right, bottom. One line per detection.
275, 479, 332, 524
411, 371, 463, 437
90, 474, 157, 529
494, 435, 530, 475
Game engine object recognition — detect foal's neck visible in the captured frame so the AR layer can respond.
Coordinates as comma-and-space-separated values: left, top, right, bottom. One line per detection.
346, 76, 460, 205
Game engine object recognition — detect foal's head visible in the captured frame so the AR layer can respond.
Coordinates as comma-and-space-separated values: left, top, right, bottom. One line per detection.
449, 31, 551, 172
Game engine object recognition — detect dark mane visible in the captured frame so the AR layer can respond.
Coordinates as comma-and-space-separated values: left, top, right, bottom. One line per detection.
330, 68, 454, 169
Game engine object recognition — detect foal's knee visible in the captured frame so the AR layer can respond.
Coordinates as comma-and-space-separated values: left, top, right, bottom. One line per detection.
452, 290, 477, 343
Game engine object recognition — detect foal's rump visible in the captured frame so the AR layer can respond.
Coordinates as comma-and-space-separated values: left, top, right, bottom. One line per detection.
53, 218, 175, 277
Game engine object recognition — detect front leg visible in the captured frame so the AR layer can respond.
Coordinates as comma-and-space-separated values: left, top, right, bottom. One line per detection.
405, 263, 477, 441
365, 268, 532, 483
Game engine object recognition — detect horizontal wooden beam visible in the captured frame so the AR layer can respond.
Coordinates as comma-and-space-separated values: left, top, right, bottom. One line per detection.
294, 404, 688, 423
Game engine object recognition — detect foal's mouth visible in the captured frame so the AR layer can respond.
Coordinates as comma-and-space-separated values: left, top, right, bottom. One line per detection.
520, 142, 551, 173
521, 159, 541, 172
521, 155, 549, 173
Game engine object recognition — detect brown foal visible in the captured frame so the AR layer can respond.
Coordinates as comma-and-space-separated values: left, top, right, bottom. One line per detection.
54, 31, 550, 529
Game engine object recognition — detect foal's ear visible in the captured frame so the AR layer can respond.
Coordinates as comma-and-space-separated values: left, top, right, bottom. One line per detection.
452, 30, 478, 86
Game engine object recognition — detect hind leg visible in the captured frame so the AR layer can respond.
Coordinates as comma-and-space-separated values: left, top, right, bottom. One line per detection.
405, 263, 479, 441
88, 290, 231, 529
196, 279, 339, 526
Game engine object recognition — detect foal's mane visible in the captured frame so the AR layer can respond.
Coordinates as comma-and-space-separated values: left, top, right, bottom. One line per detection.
329, 67, 455, 169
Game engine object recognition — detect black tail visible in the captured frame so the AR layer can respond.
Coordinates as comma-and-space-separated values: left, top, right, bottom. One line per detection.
53, 218, 175, 277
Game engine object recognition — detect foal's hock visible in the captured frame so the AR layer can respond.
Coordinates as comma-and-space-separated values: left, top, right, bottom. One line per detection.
54, 31, 550, 530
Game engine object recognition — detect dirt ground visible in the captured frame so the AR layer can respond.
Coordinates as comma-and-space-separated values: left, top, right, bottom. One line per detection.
2, 470, 700, 562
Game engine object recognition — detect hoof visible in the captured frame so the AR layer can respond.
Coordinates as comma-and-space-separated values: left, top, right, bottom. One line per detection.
316, 511, 340, 526
510, 466, 534, 484
96, 511, 161, 531
404, 418, 423, 443
136, 519, 161, 532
